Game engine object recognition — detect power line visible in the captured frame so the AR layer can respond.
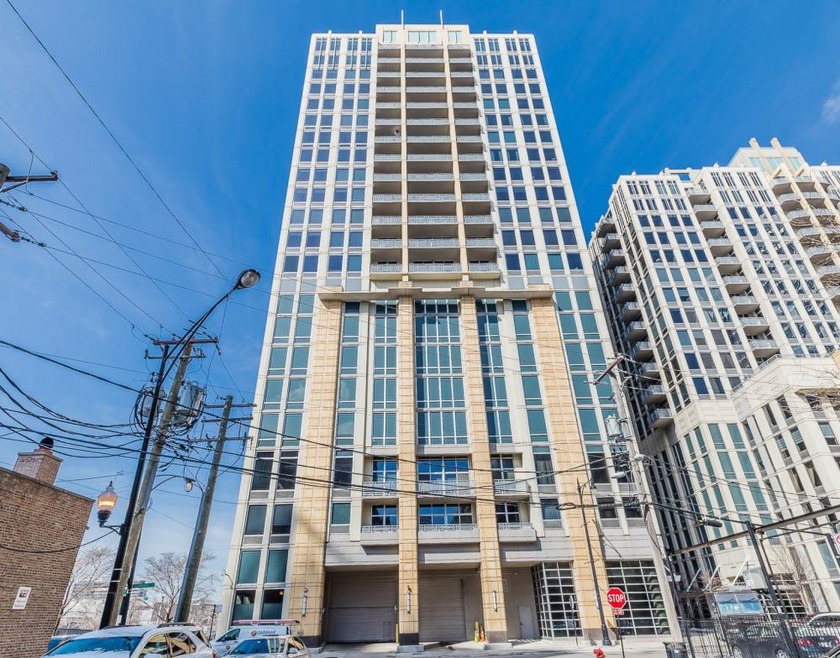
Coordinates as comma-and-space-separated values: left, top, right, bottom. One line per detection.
4, 0, 226, 280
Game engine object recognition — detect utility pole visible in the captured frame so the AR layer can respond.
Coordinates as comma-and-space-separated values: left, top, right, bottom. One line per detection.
105, 339, 214, 627
175, 395, 252, 622
578, 481, 612, 646
0, 161, 58, 243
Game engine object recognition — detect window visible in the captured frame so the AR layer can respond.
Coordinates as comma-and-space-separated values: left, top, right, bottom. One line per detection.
272, 504, 292, 534
534, 452, 555, 485
251, 454, 272, 491
540, 499, 561, 523
244, 505, 266, 535
265, 550, 288, 583
331, 502, 351, 525
418, 503, 473, 525
333, 450, 353, 488
261, 590, 284, 621
232, 590, 255, 621
371, 505, 398, 526
496, 502, 521, 523
168, 633, 196, 657
237, 551, 260, 584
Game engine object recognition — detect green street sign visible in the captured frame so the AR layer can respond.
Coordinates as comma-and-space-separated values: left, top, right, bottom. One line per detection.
132, 582, 155, 589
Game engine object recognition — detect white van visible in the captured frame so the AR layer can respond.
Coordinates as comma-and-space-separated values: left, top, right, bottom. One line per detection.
212, 621, 299, 657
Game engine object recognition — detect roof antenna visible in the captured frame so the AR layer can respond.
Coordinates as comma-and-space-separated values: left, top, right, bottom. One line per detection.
440, 9, 444, 26
400, 9, 404, 26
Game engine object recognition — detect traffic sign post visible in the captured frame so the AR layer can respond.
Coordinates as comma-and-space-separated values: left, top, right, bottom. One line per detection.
606, 587, 627, 658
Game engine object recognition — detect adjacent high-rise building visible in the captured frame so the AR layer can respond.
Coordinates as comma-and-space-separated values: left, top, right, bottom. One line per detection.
590, 139, 840, 616
221, 23, 676, 645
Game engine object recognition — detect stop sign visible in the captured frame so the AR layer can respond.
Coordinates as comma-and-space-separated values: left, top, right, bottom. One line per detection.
606, 587, 627, 610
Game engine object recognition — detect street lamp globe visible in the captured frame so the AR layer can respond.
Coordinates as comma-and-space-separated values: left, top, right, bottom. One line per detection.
235, 269, 260, 290
97, 481, 118, 526
183, 478, 194, 493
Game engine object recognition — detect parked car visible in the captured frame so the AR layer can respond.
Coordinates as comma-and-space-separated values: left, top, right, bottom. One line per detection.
212, 622, 297, 657
229, 635, 310, 658
804, 613, 840, 638
43, 624, 214, 658
46, 630, 86, 652
730, 623, 840, 658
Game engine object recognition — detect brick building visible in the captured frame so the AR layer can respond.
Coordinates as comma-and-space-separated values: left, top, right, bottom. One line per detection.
0, 442, 93, 658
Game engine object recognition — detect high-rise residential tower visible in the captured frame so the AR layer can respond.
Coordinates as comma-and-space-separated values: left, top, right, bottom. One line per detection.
590, 139, 840, 617
221, 23, 676, 645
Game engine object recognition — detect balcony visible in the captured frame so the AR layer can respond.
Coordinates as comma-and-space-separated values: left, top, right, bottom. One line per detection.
714, 256, 741, 274
732, 295, 759, 313
807, 245, 835, 263
707, 237, 732, 255
609, 266, 631, 286
701, 221, 726, 237
372, 216, 402, 226
686, 187, 711, 203
693, 204, 718, 220
630, 341, 653, 360
817, 265, 840, 278
458, 153, 485, 162
374, 153, 402, 162
604, 248, 625, 268
739, 316, 770, 335
418, 523, 479, 544
408, 215, 458, 225
621, 302, 641, 321
827, 287, 840, 302
464, 214, 493, 225
371, 239, 403, 250
373, 193, 403, 203
360, 525, 399, 545
639, 362, 660, 379
777, 192, 801, 208
466, 238, 496, 248
596, 215, 616, 237
749, 339, 780, 357
615, 283, 637, 302
467, 262, 500, 276
497, 523, 537, 543
788, 209, 811, 222
626, 320, 647, 341
407, 238, 458, 249
723, 276, 750, 293
361, 481, 399, 498
370, 263, 402, 278
642, 385, 666, 405
771, 177, 792, 190
409, 262, 460, 274
493, 480, 530, 498
601, 232, 621, 251
651, 408, 673, 428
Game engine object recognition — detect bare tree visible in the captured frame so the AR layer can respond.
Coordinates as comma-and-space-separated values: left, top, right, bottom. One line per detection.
139, 551, 218, 628
59, 545, 116, 630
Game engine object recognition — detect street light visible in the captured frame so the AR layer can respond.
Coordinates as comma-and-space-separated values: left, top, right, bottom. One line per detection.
96, 482, 119, 527
99, 268, 260, 629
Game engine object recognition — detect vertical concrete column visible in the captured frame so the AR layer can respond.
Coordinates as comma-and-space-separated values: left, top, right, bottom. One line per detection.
460, 295, 508, 643
396, 295, 420, 646
529, 296, 610, 642
286, 297, 343, 645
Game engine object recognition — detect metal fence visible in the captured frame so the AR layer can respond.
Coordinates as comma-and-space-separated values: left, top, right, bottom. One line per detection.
675, 617, 840, 658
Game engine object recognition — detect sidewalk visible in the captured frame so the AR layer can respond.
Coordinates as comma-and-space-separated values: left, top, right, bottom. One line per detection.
318, 638, 670, 658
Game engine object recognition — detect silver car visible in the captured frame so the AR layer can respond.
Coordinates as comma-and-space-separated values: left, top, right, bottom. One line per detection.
44, 624, 214, 658
228, 635, 310, 658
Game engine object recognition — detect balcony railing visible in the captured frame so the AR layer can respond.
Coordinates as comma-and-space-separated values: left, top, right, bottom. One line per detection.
361, 481, 399, 497
493, 480, 530, 496
359, 525, 399, 544
409, 238, 459, 248
468, 262, 499, 272
497, 522, 536, 542
372, 216, 402, 225
464, 215, 493, 224
373, 194, 402, 202
370, 263, 402, 273
466, 238, 496, 248
371, 239, 403, 249
418, 523, 478, 534
417, 479, 474, 496
408, 215, 458, 224
408, 193, 457, 202
409, 263, 460, 273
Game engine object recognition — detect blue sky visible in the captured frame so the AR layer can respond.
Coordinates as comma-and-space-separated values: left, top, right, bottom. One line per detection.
2, 0, 840, 587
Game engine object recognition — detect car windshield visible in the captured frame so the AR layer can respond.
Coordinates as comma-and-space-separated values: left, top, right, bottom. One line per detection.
231, 638, 284, 654
48, 636, 143, 655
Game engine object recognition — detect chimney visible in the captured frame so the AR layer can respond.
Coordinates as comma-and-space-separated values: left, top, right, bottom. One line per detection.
13, 437, 62, 485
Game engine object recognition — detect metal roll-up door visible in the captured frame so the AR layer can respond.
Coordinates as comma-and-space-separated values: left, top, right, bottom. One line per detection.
419, 577, 466, 642
326, 577, 397, 642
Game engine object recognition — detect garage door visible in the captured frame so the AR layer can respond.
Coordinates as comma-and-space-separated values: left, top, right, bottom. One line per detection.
419, 577, 466, 642
326, 577, 397, 642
